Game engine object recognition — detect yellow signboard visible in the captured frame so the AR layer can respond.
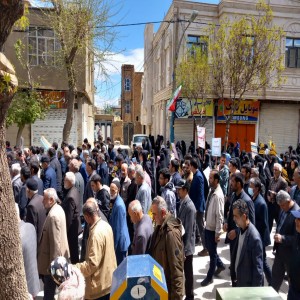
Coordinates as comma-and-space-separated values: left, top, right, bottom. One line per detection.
175, 98, 213, 118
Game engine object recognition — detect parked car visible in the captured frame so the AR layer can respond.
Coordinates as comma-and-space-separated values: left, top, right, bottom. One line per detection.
131, 134, 150, 149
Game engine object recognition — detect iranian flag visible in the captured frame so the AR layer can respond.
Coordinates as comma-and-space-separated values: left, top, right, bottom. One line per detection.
166, 85, 182, 112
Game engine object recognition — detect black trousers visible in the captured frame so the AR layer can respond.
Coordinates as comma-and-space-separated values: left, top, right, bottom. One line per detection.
42, 275, 56, 300
184, 254, 194, 299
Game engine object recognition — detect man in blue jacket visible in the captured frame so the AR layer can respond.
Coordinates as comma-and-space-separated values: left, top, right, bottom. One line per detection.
40, 155, 57, 191
189, 158, 207, 256
109, 180, 130, 265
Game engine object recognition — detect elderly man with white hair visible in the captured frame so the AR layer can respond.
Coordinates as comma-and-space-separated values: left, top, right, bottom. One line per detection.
272, 190, 299, 292
267, 162, 288, 234
135, 165, 152, 214
38, 188, 70, 300
128, 200, 153, 255
62, 172, 81, 264
11, 162, 22, 203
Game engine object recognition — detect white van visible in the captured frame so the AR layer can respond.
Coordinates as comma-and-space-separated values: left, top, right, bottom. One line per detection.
131, 134, 150, 149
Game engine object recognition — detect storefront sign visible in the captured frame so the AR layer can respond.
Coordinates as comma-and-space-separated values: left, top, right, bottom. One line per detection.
175, 98, 213, 118
41, 90, 68, 109
212, 138, 222, 157
217, 100, 259, 123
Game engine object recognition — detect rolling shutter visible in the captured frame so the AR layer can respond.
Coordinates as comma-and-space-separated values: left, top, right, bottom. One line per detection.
258, 103, 300, 154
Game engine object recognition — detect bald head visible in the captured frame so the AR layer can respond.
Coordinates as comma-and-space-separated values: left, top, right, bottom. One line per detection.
83, 198, 100, 225
128, 200, 143, 224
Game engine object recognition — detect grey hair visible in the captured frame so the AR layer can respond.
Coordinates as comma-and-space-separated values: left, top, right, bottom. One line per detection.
65, 171, 76, 186
135, 165, 145, 179
98, 153, 105, 160
11, 163, 21, 174
129, 200, 142, 213
44, 188, 59, 202
152, 196, 168, 213
249, 177, 261, 190
128, 164, 136, 173
276, 190, 290, 204
251, 168, 259, 177
274, 163, 282, 172
83, 198, 99, 217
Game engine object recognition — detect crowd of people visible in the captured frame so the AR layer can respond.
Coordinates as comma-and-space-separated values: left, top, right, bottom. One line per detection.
6, 136, 300, 300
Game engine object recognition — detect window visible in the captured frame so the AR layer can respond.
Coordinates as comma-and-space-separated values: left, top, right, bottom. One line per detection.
28, 27, 60, 66
124, 78, 131, 91
286, 38, 300, 68
187, 35, 207, 54
125, 101, 131, 114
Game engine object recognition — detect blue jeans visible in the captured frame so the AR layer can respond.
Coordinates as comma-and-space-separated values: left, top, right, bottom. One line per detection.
205, 229, 224, 280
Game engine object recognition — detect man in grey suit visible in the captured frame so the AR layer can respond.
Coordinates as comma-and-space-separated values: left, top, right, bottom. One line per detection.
16, 204, 40, 298
26, 178, 46, 242
231, 199, 263, 287
176, 179, 196, 300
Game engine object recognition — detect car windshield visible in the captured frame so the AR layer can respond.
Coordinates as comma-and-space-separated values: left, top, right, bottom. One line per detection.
134, 136, 147, 143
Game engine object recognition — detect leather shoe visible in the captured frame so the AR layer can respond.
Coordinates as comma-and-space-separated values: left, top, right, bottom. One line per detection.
198, 249, 209, 256
214, 265, 226, 276
201, 278, 213, 287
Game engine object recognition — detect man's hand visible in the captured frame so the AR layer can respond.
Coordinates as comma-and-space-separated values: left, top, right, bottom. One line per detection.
215, 236, 220, 243
223, 223, 228, 232
228, 229, 237, 240
274, 233, 283, 243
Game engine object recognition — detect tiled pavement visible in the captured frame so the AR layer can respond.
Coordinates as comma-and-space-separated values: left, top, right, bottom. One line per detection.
36, 224, 288, 299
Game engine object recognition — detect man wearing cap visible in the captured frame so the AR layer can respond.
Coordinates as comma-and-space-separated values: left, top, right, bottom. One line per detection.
38, 188, 70, 300
272, 190, 299, 292
40, 155, 57, 191
288, 210, 300, 300
176, 179, 196, 300
30, 161, 44, 196
26, 178, 46, 242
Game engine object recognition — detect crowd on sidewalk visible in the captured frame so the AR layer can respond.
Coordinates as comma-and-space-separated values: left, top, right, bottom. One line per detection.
6, 136, 300, 300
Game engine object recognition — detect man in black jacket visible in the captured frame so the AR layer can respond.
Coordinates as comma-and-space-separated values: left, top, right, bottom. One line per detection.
62, 172, 81, 264
288, 210, 300, 300
90, 174, 110, 220
223, 172, 255, 285
272, 190, 299, 292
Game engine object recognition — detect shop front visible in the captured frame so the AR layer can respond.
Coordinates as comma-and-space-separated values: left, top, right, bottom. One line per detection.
215, 100, 259, 152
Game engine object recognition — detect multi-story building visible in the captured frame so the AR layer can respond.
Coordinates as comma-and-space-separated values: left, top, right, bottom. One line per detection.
121, 64, 143, 145
143, 0, 300, 153
3, 6, 94, 147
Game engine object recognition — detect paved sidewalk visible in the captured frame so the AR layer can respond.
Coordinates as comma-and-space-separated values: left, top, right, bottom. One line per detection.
192, 226, 288, 300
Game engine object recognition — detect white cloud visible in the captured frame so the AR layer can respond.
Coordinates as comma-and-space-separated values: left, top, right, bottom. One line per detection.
95, 48, 144, 80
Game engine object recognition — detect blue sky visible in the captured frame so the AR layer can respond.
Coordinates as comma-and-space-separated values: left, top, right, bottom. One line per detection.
31, 0, 219, 107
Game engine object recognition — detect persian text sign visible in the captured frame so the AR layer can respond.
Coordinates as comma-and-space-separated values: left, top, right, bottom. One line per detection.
212, 138, 222, 157
175, 98, 213, 118
217, 100, 259, 123
197, 126, 206, 149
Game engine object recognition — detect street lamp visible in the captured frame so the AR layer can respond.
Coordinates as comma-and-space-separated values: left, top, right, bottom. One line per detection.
168, 9, 198, 143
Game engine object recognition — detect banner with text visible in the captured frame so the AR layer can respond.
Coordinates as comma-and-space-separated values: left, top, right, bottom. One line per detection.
175, 98, 214, 118
217, 100, 259, 123
251, 142, 258, 159
197, 126, 206, 149
212, 138, 222, 157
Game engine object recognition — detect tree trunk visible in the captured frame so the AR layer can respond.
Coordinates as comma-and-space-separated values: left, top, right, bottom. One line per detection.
62, 63, 76, 143
16, 123, 25, 148
0, 2, 29, 297
0, 1, 24, 51
0, 95, 28, 299
224, 119, 230, 151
